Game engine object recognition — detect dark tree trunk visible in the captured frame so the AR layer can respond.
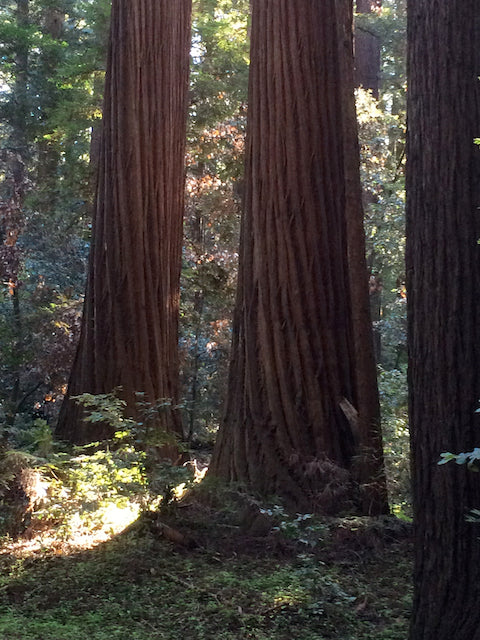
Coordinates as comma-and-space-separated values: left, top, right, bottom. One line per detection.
354, 0, 381, 98
210, 0, 387, 515
406, 1, 480, 638
57, 0, 192, 448
356, 0, 381, 10
338, 0, 387, 514
9, 0, 29, 187
36, 4, 65, 214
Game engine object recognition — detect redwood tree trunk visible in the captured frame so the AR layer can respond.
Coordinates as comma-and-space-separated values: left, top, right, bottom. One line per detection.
338, 0, 387, 514
57, 0, 192, 447
210, 0, 387, 515
406, 1, 480, 638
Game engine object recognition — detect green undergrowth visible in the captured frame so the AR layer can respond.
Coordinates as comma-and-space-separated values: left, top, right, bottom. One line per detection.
0, 501, 412, 640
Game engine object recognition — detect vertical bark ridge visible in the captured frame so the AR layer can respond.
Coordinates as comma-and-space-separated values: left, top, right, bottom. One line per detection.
57, 0, 192, 445
210, 0, 386, 513
407, 1, 480, 637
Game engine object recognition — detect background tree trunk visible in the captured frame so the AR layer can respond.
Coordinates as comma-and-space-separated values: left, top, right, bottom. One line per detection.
354, 0, 381, 98
57, 0, 192, 447
406, 1, 480, 638
36, 3, 65, 214
354, 0, 383, 363
338, 0, 387, 514
210, 0, 387, 515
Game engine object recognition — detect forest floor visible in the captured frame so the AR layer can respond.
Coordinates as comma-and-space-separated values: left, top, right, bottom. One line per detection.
0, 491, 412, 640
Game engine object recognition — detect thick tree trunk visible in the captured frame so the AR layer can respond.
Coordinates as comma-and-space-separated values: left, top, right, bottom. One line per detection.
57, 0, 192, 448
210, 0, 387, 515
406, 1, 480, 638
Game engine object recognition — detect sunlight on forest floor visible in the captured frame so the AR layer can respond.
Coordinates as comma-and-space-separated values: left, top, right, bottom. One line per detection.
1, 466, 205, 559
0, 500, 413, 640
0, 502, 140, 558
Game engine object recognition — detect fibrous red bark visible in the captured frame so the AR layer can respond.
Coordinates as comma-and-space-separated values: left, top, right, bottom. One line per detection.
210, 0, 387, 515
57, 0, 192, 447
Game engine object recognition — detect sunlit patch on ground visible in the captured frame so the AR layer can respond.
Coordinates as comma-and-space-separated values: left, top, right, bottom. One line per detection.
0, 501, 141, 557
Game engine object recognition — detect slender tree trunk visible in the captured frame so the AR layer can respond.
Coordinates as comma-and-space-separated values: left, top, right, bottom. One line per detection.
338, 0, 387, 514
210, 0, 387, 515
354, 0, 383, 364
9, 0, 28, 188
57, 0, 192, 448
354, 0, 381, 98
187, 291, 204, 444
36, 3, 65, 212
406, 1, 480, 638
356, 0, 381, 10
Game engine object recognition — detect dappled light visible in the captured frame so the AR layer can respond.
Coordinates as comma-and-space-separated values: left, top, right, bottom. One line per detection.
0, 467, 206, 557
0, 501, 141, 558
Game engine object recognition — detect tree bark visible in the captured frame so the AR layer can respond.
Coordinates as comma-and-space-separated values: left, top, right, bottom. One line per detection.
406, 1, 480, 638
57, 0, 192, 448
356, 0, 381, 11
210, 0, 387, 515
338, 0, 387, 514
354, 0, 381, 98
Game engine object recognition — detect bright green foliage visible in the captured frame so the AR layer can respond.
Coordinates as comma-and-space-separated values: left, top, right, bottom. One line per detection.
378, 367, 410, 517
356, 0, 407, 369
354, 3, 409, 517
438, 402, 480, 521
357, 89, 405, 286
190, 0, 249, 132
438, 447, 480, 470
1, 0, 110, 216
0, 391, 194, 539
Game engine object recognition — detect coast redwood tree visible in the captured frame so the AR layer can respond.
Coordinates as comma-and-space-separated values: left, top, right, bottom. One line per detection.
210, 0, 387, 515
407, 1, 480, 638
57, 0, 192, 445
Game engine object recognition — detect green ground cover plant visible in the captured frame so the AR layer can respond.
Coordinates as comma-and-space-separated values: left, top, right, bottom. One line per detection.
0, 493, 412, 640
